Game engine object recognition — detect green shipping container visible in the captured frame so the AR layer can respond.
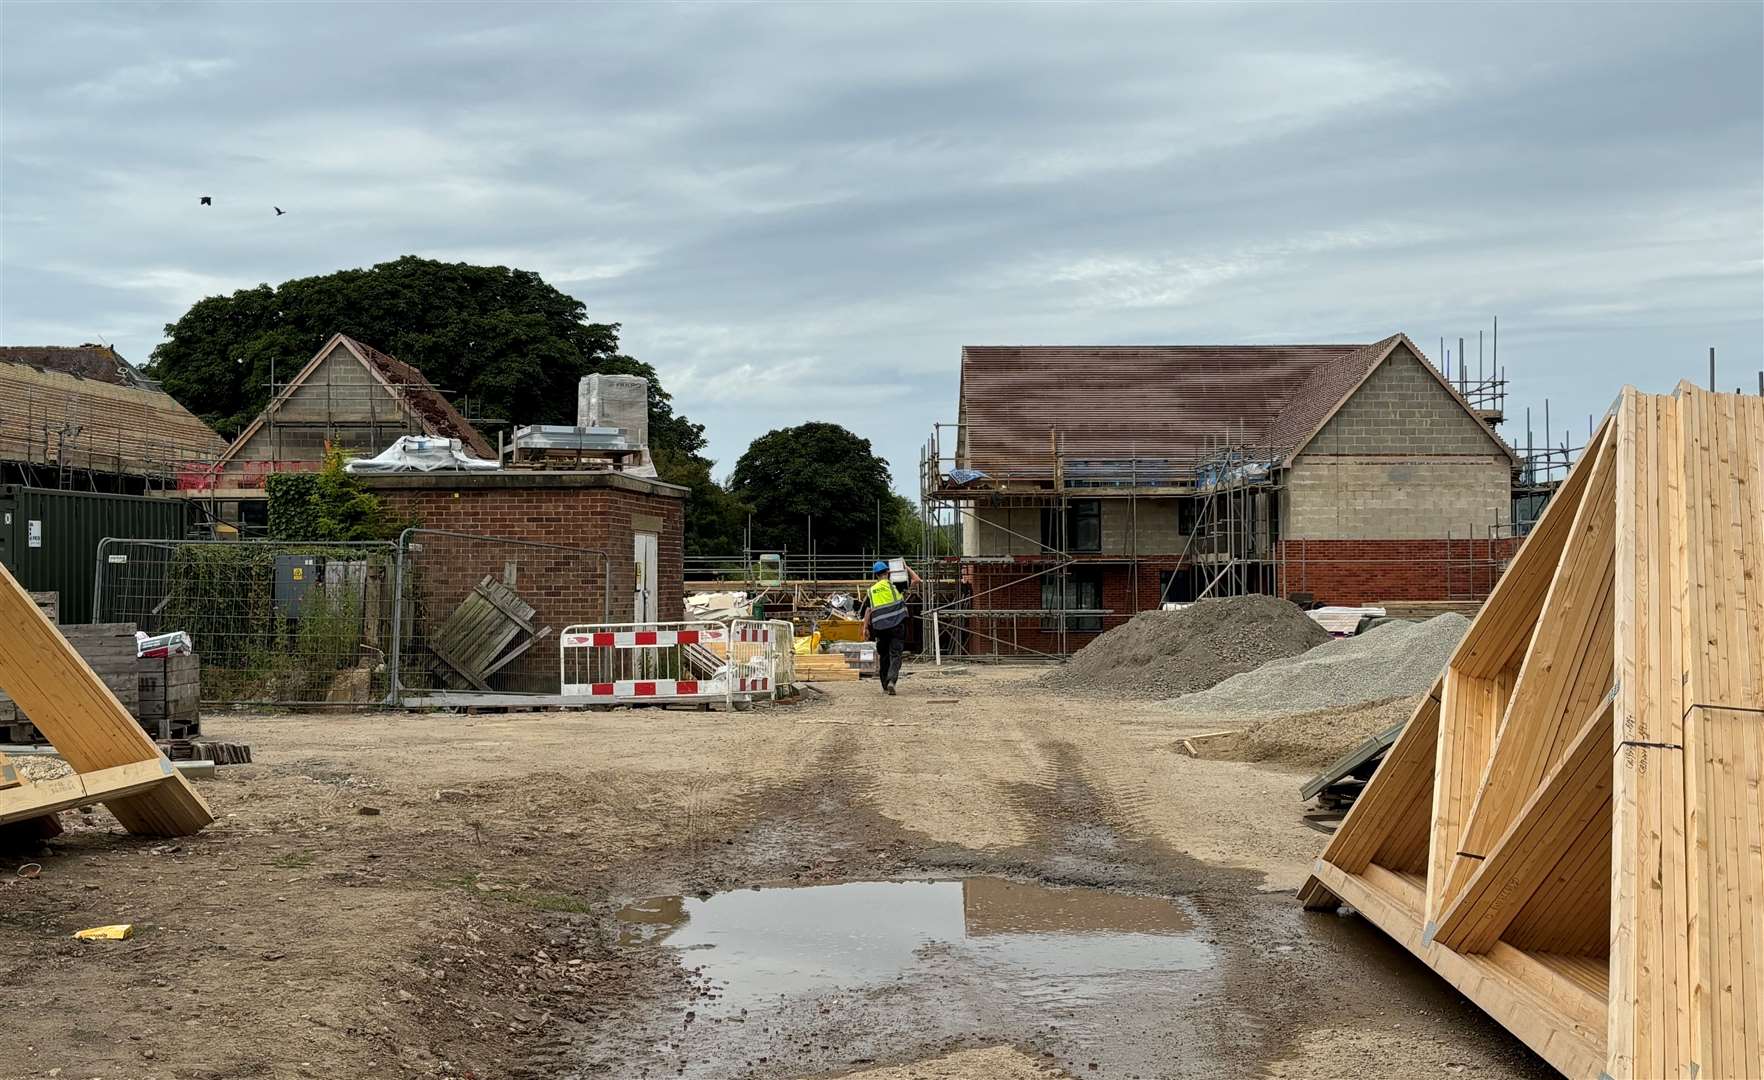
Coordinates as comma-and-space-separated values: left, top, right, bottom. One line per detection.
0, 486, 193, 624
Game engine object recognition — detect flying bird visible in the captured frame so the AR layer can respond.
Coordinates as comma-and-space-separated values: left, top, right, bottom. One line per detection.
273, 206, 285, 216
199, 196, 212, 206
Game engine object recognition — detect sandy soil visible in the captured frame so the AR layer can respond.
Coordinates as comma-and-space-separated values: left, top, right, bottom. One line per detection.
0, 666, 1551, 1080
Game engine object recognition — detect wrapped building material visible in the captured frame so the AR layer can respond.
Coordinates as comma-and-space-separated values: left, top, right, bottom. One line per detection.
578, 374, 655, 477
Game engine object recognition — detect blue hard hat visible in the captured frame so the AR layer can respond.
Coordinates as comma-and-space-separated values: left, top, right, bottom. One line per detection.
872, 561, 888, 573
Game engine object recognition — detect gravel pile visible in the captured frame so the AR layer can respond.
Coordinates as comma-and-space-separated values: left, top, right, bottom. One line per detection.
1040, 595, 1330, 699
1162, 611, 1468, 717
1235, 695, 1425, 770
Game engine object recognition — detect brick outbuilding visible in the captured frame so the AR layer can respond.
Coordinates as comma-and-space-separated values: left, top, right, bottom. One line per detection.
362, 469, 687, 629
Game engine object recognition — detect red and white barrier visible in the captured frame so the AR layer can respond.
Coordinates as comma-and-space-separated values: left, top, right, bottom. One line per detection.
559, 627, 727, 649
559, 620, 790, 707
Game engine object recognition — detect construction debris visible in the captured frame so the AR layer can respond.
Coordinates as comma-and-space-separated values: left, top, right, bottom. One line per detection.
1300, 384, 1764, 1080
1041, 595, 1328, 698
425, 575, 552, 691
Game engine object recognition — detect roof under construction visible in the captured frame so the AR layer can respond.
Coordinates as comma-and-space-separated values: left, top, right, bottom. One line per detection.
0, 346, 227, 478
218, 333, 494, 464
957, 333, 1496, 473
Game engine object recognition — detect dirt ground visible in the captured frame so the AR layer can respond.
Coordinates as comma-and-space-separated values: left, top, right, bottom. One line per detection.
1, 667, 1553, 1080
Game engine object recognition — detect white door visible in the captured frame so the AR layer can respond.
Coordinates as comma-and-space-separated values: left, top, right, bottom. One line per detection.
633, 532, 658, 623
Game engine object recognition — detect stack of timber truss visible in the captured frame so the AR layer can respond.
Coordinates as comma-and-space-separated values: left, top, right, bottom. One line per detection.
0, 562, 212, 841
1300, 382, 1761, 1079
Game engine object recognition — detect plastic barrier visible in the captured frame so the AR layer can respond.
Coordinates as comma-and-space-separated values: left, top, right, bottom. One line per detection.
559, 619, 794, 706
559, 621, 731, 704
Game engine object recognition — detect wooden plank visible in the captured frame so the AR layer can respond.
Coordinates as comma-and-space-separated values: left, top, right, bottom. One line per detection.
0, 562, 210, 837
1429, 693, 1614, 952
1447, 427, 1618, 909
0, 758, 180, 826
1305, 858, 1607, 1079
1451, 413, 1610, 679
1611, 387, 1692, 1078
1320, 679, 1441, 875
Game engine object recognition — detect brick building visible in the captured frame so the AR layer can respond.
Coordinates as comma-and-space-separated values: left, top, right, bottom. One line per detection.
361, 470, 687, 691
922, 333, 1520, 656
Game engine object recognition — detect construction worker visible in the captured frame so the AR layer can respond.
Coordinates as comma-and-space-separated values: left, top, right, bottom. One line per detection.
862, 560, 919, 695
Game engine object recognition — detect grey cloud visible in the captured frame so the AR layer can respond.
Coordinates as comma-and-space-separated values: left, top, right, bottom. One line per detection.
2, 1, 1758, 487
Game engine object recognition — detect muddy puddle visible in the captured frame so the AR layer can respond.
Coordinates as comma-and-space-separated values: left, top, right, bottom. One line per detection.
602, 878, 1224, 1078
618, 878, 1209, 1012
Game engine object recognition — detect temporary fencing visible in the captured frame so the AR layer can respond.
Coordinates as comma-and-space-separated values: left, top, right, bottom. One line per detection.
559, 618, 793, 707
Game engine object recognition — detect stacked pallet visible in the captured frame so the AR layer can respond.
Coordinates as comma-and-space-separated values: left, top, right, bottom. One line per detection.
1299, 383, 1763, 1079
0, 623, 139, 743
138, 655, 201, 740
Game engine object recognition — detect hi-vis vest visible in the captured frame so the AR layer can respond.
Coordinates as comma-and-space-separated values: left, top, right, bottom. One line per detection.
868, 579, 907, 632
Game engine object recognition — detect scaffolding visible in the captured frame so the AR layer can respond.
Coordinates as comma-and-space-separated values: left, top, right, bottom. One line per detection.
918, 423, 1282, 661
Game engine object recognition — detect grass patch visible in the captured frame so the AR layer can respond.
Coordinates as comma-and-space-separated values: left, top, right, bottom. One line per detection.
432, 872, 592, 914
272, 851, 315, 869
506, 890, 594, 914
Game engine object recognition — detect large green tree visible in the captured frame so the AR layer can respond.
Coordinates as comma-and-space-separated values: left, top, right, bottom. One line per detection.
654, 446, 750, 557
147, 255, 704, 459
145, 255, 749, 546
729, 423, 906, 556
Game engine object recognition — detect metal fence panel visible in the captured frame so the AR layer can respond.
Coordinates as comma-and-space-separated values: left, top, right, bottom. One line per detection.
395, 529, 608, 702
94, 538, 398, 706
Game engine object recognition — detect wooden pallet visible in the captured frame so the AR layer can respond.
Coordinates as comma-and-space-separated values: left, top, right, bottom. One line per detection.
792, 654, 862, 682
1299, 383, 1763, 1079
426, 576, 552, 691
0, 563, 211, 839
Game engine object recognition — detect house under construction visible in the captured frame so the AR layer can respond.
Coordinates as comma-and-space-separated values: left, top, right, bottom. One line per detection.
920, 332, 1524, 658
178, 333, 495, 529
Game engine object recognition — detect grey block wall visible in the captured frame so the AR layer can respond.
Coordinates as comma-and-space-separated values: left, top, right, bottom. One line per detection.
1307, 343, 1508, 456
1285, 343, 1514, 539
1284, 457, 1512, 539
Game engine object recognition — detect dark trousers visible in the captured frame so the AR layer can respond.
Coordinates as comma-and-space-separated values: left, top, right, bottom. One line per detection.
874, 628, 904, 689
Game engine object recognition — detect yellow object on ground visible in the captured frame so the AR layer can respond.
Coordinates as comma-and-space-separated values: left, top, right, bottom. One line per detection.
819, 617, 865, 643
73, 924, 134, 941
792, 631, 822, 655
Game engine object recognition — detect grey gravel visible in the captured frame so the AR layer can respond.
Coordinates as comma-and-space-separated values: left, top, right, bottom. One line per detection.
1163, 612, 1469, 717
1040, 595, 1330, 699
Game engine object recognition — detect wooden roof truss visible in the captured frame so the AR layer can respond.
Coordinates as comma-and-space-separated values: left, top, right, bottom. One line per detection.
1299, 382, 1762, 1079
0, 562, 211, 841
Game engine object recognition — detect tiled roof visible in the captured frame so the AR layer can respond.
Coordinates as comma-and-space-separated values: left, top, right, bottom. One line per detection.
959, 342, 1382, 473
0, 350, 227, 474
0, 345, 148, 387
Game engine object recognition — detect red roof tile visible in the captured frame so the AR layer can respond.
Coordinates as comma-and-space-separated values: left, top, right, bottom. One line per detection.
959, 342, 1380, 473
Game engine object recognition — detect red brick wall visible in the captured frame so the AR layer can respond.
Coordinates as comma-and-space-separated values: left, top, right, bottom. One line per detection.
953, 557, 1190, 656
375, 484, 685, 692
944, 540, 1520, 656
1277, 537, 1520, 607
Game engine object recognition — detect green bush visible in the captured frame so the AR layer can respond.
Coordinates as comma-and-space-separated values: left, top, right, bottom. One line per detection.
267, 448, 410, 541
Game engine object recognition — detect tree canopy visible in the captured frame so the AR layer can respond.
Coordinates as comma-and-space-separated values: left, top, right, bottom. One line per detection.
729, 422, 911, 556
147, 255, 703, 459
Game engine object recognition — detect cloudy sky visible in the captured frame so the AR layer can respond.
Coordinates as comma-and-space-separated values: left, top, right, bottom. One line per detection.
3, 2, 1759, 490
